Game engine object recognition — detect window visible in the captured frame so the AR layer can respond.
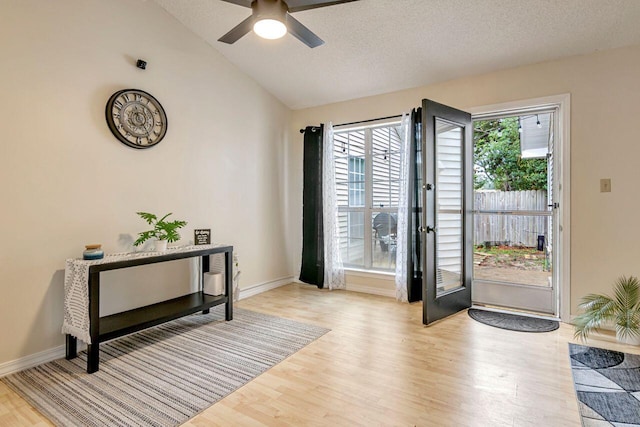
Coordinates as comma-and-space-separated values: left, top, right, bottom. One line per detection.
333, 122, 402, 271
348, 156, 365, 207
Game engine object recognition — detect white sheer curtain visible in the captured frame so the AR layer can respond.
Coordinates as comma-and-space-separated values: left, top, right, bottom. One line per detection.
322, 123, 346, 289
394, 114, 411, 302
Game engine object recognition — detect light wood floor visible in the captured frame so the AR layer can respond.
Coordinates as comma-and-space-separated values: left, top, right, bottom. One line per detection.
2, 283, 638, 426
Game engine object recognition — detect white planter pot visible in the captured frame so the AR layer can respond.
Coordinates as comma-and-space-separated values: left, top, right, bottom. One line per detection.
154, 240, 168, 252
616, 330, 640, 345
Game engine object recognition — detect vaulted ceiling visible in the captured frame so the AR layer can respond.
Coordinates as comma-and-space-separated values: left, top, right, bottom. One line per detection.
153, 0, 640, 109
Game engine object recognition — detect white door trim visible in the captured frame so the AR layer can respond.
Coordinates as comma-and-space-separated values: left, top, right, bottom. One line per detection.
466, 94, 571, 322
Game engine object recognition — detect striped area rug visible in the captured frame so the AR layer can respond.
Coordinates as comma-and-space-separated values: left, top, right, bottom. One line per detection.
2, 307, 330, 427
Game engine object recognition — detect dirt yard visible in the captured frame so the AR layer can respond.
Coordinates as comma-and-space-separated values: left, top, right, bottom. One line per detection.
474, 245, 547, 271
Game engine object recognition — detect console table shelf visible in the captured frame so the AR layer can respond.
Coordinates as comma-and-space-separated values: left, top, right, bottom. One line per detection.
99, 292, 227, 342
64, 245, 233, 373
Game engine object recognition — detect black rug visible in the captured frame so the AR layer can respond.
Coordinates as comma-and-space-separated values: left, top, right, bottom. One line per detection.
569, 343, 640, 426
468, 308, 559, 332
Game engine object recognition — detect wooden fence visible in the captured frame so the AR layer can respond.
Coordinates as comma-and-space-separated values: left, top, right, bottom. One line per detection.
474, 190, 549, 248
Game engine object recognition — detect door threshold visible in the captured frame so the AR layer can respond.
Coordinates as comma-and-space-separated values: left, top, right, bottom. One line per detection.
471, 303, 560, 322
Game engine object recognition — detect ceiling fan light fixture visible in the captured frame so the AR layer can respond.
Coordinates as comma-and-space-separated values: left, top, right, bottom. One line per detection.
218, 0, 353, 47
253, 18, 287, 39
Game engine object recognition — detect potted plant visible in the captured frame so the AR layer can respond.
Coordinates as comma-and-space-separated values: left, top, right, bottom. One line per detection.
574, 275, 640, 345
133, 212, 187, 252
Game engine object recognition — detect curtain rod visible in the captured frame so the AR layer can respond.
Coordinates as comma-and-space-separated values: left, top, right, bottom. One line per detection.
299, 114, 403, 133
334, 114, 402, 128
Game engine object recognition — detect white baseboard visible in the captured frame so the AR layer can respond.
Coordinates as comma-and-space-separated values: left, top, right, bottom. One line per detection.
2, 345, 58, 378
0, 278, 292, 378
238, 276, 293, 300
346, 282, 396, 298
293, 273, 396, 298
0, 341, 90, 379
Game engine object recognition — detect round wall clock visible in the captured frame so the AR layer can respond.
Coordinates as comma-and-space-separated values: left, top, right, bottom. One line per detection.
105, 89, 167, 149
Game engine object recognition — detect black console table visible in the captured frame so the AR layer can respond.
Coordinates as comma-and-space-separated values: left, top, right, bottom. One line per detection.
65, 245, 233, 373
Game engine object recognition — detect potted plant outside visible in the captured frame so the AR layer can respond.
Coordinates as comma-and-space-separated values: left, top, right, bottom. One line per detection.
574, 275, 640, 345
133, 212, 187, 252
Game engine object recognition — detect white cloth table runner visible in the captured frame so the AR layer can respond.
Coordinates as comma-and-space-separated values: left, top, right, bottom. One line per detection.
62, 244, 228, 344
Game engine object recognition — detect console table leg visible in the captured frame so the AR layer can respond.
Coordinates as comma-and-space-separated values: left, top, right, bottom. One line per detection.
87, 344, 99, 373
88, 271, 100, 373
202, 255, 211, 315
65, 335, 77, 360
225, 250, 233, 321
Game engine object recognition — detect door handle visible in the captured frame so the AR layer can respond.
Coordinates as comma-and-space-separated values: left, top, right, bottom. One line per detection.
419, 226, 436, 233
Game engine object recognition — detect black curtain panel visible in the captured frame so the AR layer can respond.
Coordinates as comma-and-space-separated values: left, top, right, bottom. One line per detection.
407, 109, 423, 302
299, 125, 324, 288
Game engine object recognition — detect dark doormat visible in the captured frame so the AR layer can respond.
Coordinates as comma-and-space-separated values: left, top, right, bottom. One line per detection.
468, 308, 559, 332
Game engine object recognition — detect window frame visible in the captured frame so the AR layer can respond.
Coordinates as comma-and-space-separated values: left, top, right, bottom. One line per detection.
333, 120, 402, 272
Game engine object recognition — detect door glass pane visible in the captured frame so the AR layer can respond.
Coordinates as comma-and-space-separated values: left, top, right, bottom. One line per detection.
413, 119, 423, 276
435, 119, 464, 296
473, 213, 552, 287
472, 113, 554, 296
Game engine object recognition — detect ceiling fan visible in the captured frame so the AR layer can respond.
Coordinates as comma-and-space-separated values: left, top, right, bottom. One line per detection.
218, 0, 358, 48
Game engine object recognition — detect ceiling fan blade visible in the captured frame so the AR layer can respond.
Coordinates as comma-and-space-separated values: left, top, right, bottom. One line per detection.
218, 0, 253, 8
285, 14, 324, 48
287, 0, 358, 13
218, 15, 255, 44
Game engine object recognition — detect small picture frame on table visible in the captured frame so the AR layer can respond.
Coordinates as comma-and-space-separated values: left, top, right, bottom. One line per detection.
194, 229, 211, 245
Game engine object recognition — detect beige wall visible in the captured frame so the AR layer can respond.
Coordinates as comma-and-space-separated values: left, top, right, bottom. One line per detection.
0, 0, 292, 363
290, 44, 640, 314
3, 0, 640, 366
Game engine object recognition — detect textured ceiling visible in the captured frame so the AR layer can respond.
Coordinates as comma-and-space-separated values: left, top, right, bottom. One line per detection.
153, 0, 640, 109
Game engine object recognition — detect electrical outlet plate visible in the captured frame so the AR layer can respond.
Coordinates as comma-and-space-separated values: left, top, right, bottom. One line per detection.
600, 178, 611, 193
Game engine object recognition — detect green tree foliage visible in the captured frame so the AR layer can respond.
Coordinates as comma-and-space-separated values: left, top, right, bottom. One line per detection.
473, 117, 547, 191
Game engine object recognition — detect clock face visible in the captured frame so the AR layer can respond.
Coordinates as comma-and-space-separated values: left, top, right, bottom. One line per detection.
105, 89, 167, 149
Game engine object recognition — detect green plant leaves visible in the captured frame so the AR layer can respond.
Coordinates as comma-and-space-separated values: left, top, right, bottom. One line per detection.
573, 294, 617, 340
136, 212, 158, 225
574, 275, 640, 341
133, 230, 155, 247
614, 276, 640, 312
614, 276, 640, 340
133, 212, 187, 246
